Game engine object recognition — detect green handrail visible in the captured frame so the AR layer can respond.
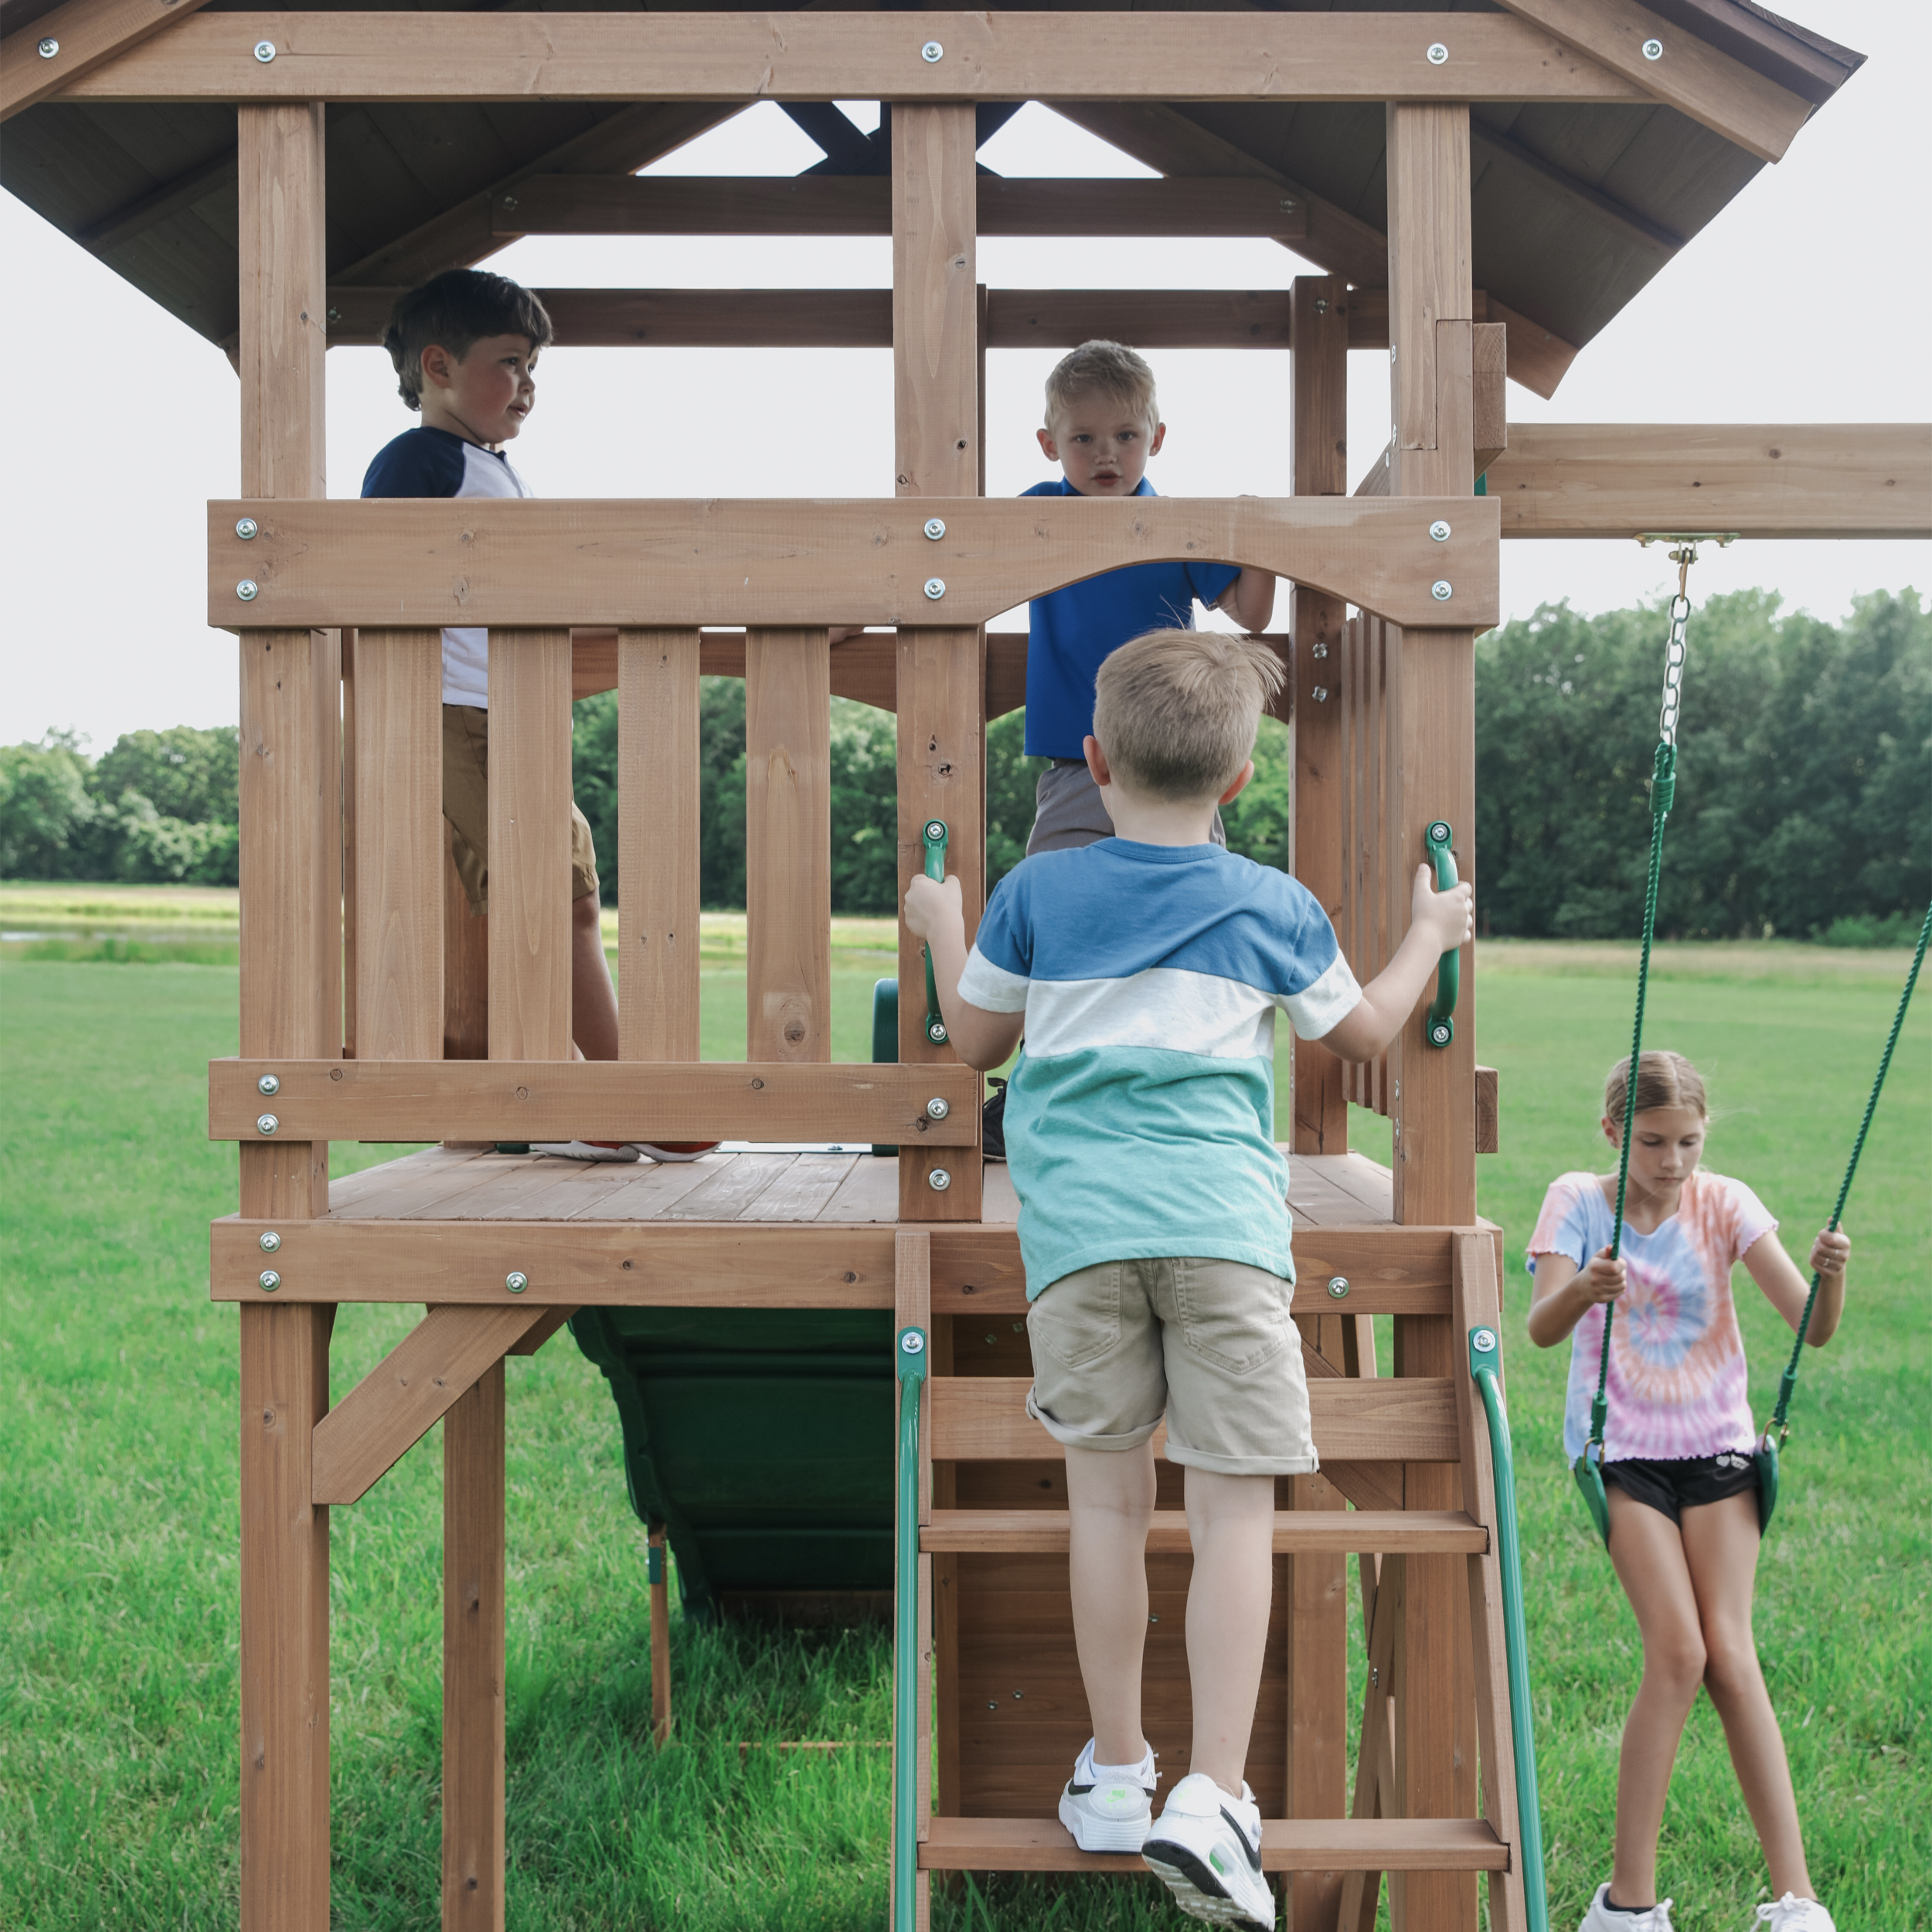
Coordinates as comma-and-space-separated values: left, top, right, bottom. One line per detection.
921, 819, 949, 1046
892, 1325, 928, 1927
1424, 819, 1459, 1049
1468, 1326, 1549, 1932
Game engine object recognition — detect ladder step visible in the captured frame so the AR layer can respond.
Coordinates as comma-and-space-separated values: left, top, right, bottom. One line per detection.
920, 1815, 1509, 1872
920, 1509, 1487, 1555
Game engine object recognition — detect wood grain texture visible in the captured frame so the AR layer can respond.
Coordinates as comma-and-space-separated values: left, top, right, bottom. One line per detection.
618, 629, 701, 1063
922, 1510, 1482, 1555
352, 629, 443, 1063
1, 0, 216, 120
1386, 104, 1472, 465
1475, 1066, 1499, 1157
745, 629, 832, 1063
487, 629, 573, 1061
443, 821, 490, 1063
893, 104, 978, 501
443, 1361, 505, 1932
920, 1815, 1505, 1872
1472, 323, 1508, 480
648, 1524, 672, 1745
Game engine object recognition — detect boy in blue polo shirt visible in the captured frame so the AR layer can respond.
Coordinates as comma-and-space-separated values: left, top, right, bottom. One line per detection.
906, 629, 1472, 1930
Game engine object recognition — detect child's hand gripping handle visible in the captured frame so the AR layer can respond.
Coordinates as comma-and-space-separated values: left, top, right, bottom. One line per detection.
920, 819, 948, 1046
1423, 820, 1459, 1049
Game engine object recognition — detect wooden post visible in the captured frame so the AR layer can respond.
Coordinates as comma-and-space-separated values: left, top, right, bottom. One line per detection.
1290, 274, 1349, 1160
648, 1523, 673, 1747
893, 100, 984, 1223
443, 823, 491, 1063
236, 99, 334, 1932
444, 1361, 507, 1932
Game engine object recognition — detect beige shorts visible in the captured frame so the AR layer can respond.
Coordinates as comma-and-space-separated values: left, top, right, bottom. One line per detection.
1026, 1257, 1317, 1477
442, 704, 600, 915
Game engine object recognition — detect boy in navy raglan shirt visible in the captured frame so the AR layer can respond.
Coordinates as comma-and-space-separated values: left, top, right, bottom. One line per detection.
906, 631, 1473, 1931
363, 270, 711, 1165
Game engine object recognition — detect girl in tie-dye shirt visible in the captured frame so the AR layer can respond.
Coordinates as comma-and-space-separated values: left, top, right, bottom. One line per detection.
1527, 1050, 1851, 1932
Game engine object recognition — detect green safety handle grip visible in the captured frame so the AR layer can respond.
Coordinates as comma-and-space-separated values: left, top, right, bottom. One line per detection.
892, 1328, 929, 1929
1424, 819, 1459, 1049
921, 819, 948, 1046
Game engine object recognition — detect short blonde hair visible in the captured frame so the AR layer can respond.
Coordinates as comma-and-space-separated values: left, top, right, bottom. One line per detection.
1044, 340, 1158, 432
1093, 629, 1284, 800
1603, 1049, 1708, 1131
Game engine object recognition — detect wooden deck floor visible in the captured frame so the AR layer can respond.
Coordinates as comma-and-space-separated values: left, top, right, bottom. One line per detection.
326, 1146, 1396, 1227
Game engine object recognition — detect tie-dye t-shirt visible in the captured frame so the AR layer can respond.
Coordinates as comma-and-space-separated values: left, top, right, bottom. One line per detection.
1528, 1170, 1777, 1462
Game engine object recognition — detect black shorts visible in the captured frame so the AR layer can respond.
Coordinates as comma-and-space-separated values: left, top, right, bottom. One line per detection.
1603, 1451, 1760, 1527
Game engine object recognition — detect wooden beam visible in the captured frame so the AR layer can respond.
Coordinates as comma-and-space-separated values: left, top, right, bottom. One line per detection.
76, 148, 236, 253
1, 0, 214, 121
922, 1509, 1485, 1555
1472, 323, 1507, 481
1488, 0, 1814, 163
208, 496, 1502, 634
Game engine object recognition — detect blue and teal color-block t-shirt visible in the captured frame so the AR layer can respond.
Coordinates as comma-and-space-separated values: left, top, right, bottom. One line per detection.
957, 839, 1362, 1298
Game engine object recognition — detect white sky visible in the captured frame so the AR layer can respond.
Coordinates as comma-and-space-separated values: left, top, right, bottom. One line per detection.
3, 0, 1927, 751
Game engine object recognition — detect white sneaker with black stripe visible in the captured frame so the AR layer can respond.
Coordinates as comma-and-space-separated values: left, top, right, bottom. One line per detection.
1141, 1771, 1273, 1929
1056, 1736, 1156, 1852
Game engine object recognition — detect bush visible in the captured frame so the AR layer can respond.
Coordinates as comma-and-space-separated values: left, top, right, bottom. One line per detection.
0, 733, 96, 878
1818, 909, 1927, 949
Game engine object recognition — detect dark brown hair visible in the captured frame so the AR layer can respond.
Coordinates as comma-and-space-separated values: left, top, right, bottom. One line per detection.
383, 269, 553, 411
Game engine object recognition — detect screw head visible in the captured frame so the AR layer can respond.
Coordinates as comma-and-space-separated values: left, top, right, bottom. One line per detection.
1278, 197, 1295, 213
926, 1096, 951, 1121
924, 819, 946, 843
920, 39, 944, 62
900, 1330, 926, 1355
1426, 41, 1449, 65
253, 39, 276, 63
257, 1073, 280, 1096
505, 1270, 529, 1294
1314, 298, 1328, 314
236, 580, 259, 602
926, 1018, 949, 1045
1428, 821, 1452, 845
259, 1270, 281, 1292
38, 37, 59, 58
1472, 1327, 1498, 1353
1430, 580, 1454, 602
1430, 1021, 1453, 1046
1642, 37, 1663, 60
1311, 685, 1329, 703
501, 194, 519, 213
1312, 640, 1328, 658
1429, 519, 1451, 542
259, 1231, 282, 1253
923, 577, 946, 601
236, 516, 259, 540
1326, 1276, 1351, 1300
927, 1167, 952, 1192
256, 1113, 278, 1135
923, 517, 946, 540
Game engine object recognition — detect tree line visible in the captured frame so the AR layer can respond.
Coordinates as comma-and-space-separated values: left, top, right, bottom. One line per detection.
5, 588, 1924, 943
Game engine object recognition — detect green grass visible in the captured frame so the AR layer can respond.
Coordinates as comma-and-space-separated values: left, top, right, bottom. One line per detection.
1, 953, 1926, 1930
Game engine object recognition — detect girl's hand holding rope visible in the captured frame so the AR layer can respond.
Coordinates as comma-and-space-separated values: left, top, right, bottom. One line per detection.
1572, 1247, 1628, 1308
1808, 1228, 1851, 1278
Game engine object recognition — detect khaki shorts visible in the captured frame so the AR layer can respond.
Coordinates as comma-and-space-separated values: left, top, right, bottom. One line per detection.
442, 705, 600, 915
1026, 1257, 1317, 1477
1026, 759, 1226, 856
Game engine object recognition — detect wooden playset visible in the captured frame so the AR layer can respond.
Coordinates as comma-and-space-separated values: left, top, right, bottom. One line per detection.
6, 2, 1926, 1926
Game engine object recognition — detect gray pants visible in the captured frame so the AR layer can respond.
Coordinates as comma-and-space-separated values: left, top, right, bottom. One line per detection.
1026, 758, 1227, 855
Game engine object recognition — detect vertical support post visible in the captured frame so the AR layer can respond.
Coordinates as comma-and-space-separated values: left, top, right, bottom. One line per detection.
893, 100, 983, 1223
444, 1361, 507, 1932
236, 98, 333, 1932
1384, 100, 1480, 1932
443, 822, 491, 1063
1290, 274, 1350, 1161
648, 1523, 673, 1747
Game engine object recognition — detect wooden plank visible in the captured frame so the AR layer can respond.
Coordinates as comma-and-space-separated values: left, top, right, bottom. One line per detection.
70, 12, 1650, 106
990, 287, 1291, 350
1489, 0, 1812, 163
311, 1304, 546, 1506
736, 1153, 859, 1222
893, 104, 978, 502
920, 1815, 1505, 1872
1386, 106, 1473, 465
1338, 1530, 1401, 1931
1486, 423, 1932, 540
443, 819, 491, 1065
618, 629, 701, 1063
443, 1359, 505, 1932
1475, 1066, 1499, 1156
922, 1510, 1483, 1555
2, 0, 216, 121
657, 1151, 796, 1221
744, 630, 832, 1063
817, 1152, 904, 1224
487, 628, 573, 1061
1472, 323, 1508, 481
352, 629, 443, 1063
504, 1304, 576, 1355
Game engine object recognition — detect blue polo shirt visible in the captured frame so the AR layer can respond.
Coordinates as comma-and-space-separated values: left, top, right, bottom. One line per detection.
1022, 477, 1242, 759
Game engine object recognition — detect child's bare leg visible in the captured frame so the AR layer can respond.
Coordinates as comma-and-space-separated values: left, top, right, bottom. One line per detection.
1681, 1490, 1814, 1900
1183, 1468, 1276, 1794
571, 891, 619, 1061
1064, 1440, 1158, 1765
1605, 1487, 1707, 1903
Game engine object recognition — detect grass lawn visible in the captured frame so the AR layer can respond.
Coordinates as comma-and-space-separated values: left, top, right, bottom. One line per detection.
1, 947, 1925, 1930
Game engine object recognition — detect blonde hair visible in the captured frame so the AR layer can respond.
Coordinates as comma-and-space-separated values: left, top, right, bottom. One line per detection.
1603, 1049, 1708, 1131
1044, 340, 1158, 432
1093, 629, 1285, 800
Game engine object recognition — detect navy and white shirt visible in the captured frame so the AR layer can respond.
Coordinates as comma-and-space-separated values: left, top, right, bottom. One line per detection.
957, 840, 1362, 1297
1022, 477, 1242, 760
361, 426, 532, 708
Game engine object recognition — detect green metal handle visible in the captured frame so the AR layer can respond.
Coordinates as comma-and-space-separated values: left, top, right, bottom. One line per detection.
893, 1328, 929, 1928
1469, 1327, 1549, 1931
921, 819, 949, 1046
1424, 820, 1459, 1049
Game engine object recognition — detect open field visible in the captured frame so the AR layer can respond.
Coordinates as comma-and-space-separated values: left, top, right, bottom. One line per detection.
0, 950, 1925, 1930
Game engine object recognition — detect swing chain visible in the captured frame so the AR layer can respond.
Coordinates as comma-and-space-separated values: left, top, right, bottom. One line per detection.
1658, 544, 1695, 747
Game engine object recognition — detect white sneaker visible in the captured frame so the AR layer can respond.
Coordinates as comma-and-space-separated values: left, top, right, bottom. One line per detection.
1579, 1883, 1675, 1932
1755, 1897, 1835, 1932
1141, 1770, 1273, 1930
532, 1141, 641, 1163
1056, 1737, 1156, 1852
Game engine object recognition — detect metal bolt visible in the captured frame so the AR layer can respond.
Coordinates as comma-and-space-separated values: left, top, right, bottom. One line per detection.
923, 517, 946, 540
1428, 820, 1452, 844
505, 1270, 529, 1294
1311, 685, 1329, 703
901, 1329, 926, 1355
924, 819, 946, 842
259, 1231, 282, 1253
927, 1167, 952, 1192
257, 1073, 280, 1095
1642, 38, 1663, 60
236, 517, 259, 541
39, 36, 60, 58
1431, 580, 1454, 602
1472, 1327, 1498, 1354
327, 308, 341, 325
236, 580, 259, 602
1149, 1614, 1159, 1624
1314, 298, 1328, 314
253, 39, 276, 62
256, 1113, 278, 1135
926, 1097, 951, 1121
923, 577, 946, 601
1278, 198, 1295, 213
1427, 41, 1449, 64
1370, 1664, 1380, 1688
501, 195, 519, 213
1429, 519, 1451, 543
920, 39, 944, 62
1430, 1021, 1453, 1046
1327, 1276, 1351, 1300
1313, 640, 1328, 658
258, 1270, 281, 1292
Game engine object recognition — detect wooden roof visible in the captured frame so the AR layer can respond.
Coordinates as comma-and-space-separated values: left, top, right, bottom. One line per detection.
0, 0, 1862, 383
